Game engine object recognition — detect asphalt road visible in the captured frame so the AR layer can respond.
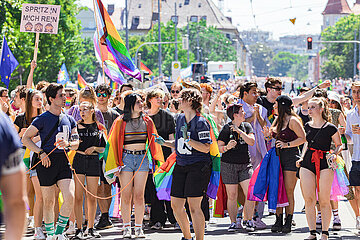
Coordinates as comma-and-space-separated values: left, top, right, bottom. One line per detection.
14, 184, 360, 239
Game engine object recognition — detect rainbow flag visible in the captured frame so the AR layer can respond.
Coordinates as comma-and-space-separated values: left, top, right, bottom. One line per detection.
110, 80, 119, 90
140, 61, 153, 76
94, 0, 141, 80
77, 72, 87, 89
23, 148, 31, 169
57, 63, 69, 85
154, 114, 221, 201
93, 32, 126, 85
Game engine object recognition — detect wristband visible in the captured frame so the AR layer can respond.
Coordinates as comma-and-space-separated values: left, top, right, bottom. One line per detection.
185, 138, 190, 143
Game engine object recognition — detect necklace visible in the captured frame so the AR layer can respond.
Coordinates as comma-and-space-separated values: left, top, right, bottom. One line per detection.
130, 117, 141, 130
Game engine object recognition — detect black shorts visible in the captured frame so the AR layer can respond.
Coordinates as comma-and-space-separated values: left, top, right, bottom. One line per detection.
171, 161, 211, 198
36, 152, 73, 187
279, 147, 300, 172
300, 151, 329, 175
72, 153, 100, 177
349, 161, 360, 186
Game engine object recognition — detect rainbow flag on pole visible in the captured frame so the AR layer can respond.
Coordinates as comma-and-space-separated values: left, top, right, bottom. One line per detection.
77, 72, 87, 89
140, 61, 153, 76
94, 0, 141, 80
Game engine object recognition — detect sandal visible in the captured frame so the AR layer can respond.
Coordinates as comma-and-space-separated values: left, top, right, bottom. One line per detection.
305, 230, 319, 240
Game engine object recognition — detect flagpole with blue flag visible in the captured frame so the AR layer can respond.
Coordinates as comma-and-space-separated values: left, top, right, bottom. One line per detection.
0, 36, 19, 88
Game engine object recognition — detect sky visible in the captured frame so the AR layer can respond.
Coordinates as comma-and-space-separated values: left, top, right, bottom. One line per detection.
79, 0, 357, 39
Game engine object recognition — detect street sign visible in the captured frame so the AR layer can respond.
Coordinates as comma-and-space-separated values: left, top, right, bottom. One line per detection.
172, 61, 181, 81
357, 62, 360, 71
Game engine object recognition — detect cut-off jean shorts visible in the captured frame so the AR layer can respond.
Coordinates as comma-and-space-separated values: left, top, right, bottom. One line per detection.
121, 153, 149, 172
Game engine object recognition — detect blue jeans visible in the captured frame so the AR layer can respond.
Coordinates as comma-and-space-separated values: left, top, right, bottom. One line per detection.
121, 153, 149, 172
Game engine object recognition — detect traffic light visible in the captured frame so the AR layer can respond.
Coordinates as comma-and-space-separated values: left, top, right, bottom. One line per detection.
199, 75, 209, 83
307, 37, 312, 50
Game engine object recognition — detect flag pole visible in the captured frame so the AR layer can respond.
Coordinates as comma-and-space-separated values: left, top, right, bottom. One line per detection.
33, 32, 40, 62
92, 0, 106, 85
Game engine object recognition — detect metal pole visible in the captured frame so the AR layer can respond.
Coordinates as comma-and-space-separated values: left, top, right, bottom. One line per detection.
187, 20, 190, 66
174, 2, 178, 61
158, 0, 162, 76
125, 0, 129, 50
135, 41, 180, 66
355, 30, 357, 79
358, 25, 360, 77
196, 24, 200, 62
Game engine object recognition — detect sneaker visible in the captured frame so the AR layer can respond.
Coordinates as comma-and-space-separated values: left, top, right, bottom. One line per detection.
134, 228, 145, 238
356, 216, 360, 230
316, 216, 322, 229
123, 226, 132, 239
332, 217, 341, 231
53, 233, 69, 240
245, 220, 255, 232
292, 219, 296, 226
228, 222, 237, 232
174, 222, 181, 230
65, 221, 75, 235
151, 222, 163, 230
73, 228, 84, 240
95, 215, 113, 230
34, 227, 46, 239
235, 217, 243, 229
253, 216, 266, 230
86, 228, 101, 238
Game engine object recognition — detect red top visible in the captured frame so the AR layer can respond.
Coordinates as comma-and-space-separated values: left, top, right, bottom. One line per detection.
272, 122, 298, 142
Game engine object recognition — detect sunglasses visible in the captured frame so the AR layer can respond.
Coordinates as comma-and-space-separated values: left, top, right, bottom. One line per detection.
171, 90, 180, 94
271, 87, 284, 91
96, 92, 108, 98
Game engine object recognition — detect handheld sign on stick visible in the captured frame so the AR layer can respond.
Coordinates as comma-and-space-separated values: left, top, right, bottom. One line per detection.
20, 4, 61, 62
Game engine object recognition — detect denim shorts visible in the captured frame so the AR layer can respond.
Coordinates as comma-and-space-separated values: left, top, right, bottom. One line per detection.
121, 153, 149, 172
29, 169, 37, 178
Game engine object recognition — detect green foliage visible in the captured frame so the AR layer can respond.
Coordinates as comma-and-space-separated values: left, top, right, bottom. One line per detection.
321, 14, 360, 79
0, 0, 83, 90
270, 52, 303, 77
249, 43, 274, 77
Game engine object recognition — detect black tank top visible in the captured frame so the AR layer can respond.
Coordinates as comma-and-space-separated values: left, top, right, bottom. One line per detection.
77, 122, 106, 152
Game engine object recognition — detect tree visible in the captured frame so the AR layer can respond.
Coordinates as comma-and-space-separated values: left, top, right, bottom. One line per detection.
0, 0, 83, 90
249, 43, 274, 77
287, 55, 308, 81
270, 52, 301, 77
321, 14, 360, 79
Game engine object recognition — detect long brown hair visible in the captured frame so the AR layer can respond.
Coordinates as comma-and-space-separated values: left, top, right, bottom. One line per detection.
309, 97, 331, 122
25, 89, 43, 126
273, 102, 299, 137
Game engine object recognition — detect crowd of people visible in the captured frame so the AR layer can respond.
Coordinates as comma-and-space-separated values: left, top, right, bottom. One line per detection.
1, 67, 360, 240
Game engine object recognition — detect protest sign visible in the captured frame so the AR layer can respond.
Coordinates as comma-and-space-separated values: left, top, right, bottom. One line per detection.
20, 4, 61, 34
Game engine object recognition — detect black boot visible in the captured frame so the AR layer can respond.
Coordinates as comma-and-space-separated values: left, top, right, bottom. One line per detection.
271, 214, 283, 233
282, 214, 293, 233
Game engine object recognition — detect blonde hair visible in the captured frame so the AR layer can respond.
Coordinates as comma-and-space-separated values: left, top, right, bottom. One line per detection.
79, 86, 97, 105
309, 97, 331, 122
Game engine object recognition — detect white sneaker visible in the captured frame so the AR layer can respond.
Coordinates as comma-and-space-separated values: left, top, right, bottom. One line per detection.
253, 216, 267, 230
134, 228, 145, 238
356, 216, 360, 230
65, 221, 75, 235
235, 217, 243, 229
123, 226, 132, 238
53, 233, 69, 240
34, 227, 46, 239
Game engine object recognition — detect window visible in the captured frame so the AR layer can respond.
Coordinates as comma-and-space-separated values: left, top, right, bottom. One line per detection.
184, 0, 190, 5
179, 3, 182, 8
138, 4, 141, 8
171, 16, 179, 24
201, 16, 207, 21
132, 16, 140, 26
190, 16, 198, 22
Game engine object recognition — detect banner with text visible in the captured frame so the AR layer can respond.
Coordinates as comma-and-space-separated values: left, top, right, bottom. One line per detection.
20, 4, 61, 34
